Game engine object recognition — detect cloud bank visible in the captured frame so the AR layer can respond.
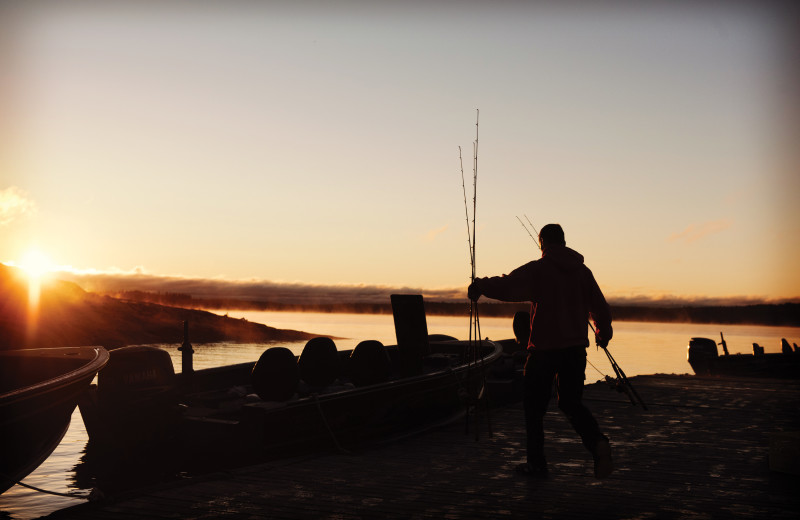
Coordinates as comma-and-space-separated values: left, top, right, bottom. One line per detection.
56, 269, 466, 305
0, 187, 36, 226
49, 268, 796, 308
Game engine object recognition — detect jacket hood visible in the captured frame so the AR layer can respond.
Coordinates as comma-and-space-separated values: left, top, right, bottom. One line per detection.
541, 245, 584, 272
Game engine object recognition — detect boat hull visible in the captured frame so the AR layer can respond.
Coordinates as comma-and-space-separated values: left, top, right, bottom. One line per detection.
238, 349, 491, 455
79, 340, 503, 463
0, 347, 109, 494
689, 352, 800, 379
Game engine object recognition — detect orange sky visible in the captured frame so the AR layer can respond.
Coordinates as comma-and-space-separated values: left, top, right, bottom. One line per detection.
2, 1, 799, 304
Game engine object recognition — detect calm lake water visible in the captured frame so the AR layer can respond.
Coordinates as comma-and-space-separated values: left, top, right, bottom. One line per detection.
2, 310, 798, 520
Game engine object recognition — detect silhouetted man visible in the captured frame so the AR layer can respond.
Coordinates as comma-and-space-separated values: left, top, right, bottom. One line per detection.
468, 223, 614, 478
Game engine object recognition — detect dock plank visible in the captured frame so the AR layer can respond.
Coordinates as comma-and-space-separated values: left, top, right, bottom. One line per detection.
43, 375, 800, 519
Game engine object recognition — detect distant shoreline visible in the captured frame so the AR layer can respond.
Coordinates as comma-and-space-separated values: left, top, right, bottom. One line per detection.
0, 264, 317, 350
109, 291, 800, 327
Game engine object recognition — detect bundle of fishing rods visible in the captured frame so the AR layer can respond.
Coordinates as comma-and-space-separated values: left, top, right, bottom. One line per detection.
459, 110, 492, 438
459, 110, 482, 363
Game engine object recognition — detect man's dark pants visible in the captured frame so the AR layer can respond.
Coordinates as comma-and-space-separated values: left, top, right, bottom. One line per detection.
523, 345, 607, 466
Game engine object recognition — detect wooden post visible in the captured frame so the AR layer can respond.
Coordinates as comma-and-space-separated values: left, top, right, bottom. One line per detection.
178, 320, 194, 378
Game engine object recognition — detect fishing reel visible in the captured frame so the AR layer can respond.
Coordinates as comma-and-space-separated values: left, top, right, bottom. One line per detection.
604, 375, 636, 404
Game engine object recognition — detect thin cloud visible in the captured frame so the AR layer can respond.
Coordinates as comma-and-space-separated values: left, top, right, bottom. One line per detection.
669, 219, 732, 244
0, 187, 36, 226
424, 224, 449, 242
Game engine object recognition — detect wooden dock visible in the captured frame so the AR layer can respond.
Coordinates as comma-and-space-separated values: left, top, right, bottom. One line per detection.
43, 375, 800, 519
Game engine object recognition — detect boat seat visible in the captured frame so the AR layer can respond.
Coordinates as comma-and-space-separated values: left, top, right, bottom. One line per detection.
251, 347, 299, 402
298, 337, 339, 388
349, 340, 391, 387
391, 294, 430, 376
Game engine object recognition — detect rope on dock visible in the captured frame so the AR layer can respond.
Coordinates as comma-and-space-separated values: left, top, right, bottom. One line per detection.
1, 473, 95, 500
312, 394, 352, 455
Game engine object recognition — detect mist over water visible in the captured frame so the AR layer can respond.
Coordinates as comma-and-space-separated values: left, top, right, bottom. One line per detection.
2, 311, 798, 520
220, 310, 799, 380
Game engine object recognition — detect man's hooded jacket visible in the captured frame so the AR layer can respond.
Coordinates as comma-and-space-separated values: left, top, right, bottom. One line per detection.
473, 245, 612, 351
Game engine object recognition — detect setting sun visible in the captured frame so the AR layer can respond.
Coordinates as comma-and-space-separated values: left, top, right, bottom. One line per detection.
17, 249, 56, 281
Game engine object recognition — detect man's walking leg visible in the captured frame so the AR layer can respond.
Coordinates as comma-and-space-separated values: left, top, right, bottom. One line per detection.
521, 352, 554, 476
555, 346, 613, 478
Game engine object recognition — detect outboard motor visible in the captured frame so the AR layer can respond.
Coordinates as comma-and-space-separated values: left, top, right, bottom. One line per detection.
687, 337, 718, 375
298, 337, 339, 389
251, 347, 299, 402
98, 346, 176, 408
349, 340, 391, 387
81, 345, 179, 445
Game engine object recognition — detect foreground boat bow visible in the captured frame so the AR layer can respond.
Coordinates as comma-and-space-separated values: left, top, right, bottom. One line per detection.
0, 346, 109, 494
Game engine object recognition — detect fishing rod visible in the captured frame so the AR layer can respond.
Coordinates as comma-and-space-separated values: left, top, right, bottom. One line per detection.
604, 347, 647, 409
524, 214, 540, 241
471, 110, 481, 358
516, 216, 538, 248
588, 321, 647, 409
459, 145, 479, 353
516, 215, 541, 321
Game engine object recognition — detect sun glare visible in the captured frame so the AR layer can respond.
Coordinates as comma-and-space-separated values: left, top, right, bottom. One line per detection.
14, 249, 56, 346
18, 249, 56, 281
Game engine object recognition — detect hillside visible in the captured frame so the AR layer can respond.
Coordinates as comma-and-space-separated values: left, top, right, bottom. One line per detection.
0, 264, 315, 350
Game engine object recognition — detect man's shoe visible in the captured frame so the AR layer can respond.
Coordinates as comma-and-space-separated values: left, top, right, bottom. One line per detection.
593, 438, 613, 478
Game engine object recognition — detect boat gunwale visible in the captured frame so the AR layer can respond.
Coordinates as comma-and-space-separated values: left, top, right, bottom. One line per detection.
307, 339, 503, 401
185, 339, 504, 406
0, 346, 110, 404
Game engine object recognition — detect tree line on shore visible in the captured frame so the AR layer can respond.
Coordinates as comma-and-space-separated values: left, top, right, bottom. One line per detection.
111, 290, 800, 327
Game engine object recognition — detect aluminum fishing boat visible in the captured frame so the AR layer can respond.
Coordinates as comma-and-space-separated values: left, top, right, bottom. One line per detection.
78, 296, 504, 463
0, 346, 109, 494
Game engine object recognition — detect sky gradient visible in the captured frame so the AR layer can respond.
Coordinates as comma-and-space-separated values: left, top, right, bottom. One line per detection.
2, 1, 799, 304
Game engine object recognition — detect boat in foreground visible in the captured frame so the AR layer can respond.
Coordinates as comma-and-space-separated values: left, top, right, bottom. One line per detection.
79, 295, 505, 464
0, 346, 109, 494
80, 340, 504, 462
